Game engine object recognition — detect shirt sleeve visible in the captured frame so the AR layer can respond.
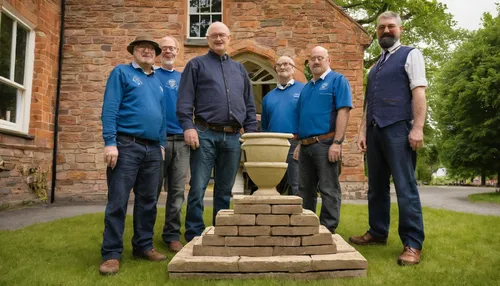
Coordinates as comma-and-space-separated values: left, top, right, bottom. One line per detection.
176, 60, 197, 130
405, 49, 428, 90
159, 78, 167, 148
333, 75, 353, 110
242, 65, 258, 133
101, 66, 124, 146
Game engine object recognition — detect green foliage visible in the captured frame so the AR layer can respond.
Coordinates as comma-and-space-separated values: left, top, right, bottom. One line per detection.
434, 5, 500, 181
20, 166, 48, 202
469, 191, 500, 204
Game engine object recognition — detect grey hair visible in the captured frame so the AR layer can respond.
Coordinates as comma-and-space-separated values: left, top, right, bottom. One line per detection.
377, 11, 402, 26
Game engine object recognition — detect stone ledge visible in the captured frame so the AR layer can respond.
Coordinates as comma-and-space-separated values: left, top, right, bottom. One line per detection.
233, 195, 302, 205
169, 270, 367, 279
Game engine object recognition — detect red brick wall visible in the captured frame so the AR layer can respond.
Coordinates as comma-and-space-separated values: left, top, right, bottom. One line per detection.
57, 0, 370, 201
0, 0, 61, 207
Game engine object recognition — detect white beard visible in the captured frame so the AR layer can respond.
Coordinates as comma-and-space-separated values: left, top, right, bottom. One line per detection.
161, 58, 175, 66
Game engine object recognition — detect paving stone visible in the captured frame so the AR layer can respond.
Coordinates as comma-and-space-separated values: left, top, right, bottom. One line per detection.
225, 236, 254, 246
332, 234, 357, 253
284, 236, 301, 246
168, 237, 240, 273
201, 227, 226, 246
238, 226, 271, 236
214, 226, 238, 236
302, 225, 334, 246
272, 204, 303, 214
290, 210, 319, 226
254, 236, 285, 246
193, 238, 273, 257
215, 210, 255, 226
233, 195, 302, 205
271, 226, 319, 236
169, 270, 367, 279
234, 204, 271, 214
311, 251, 368, 271
273, 244, 337, 255
238, 256, 312, 273
256, 214, 289, 226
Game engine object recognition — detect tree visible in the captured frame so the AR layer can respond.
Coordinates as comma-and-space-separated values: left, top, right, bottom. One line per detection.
434, 6, 500, 186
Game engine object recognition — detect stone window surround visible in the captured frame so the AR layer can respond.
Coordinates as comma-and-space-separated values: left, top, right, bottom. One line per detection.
0, 4, 36, 135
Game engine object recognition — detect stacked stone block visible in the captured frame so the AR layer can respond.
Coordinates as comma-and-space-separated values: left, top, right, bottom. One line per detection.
168, 195, 368, 279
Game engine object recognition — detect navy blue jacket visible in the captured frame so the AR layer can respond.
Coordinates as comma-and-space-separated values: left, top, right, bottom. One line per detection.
366, 46, 414, 128
176, 50, 257, 132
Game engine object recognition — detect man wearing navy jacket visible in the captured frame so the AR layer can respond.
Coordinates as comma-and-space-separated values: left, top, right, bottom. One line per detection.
155, 36, 189, 253
177, 22, 257, 242
99, 34, 167, 275
349, 11, 427, 266
261, 56, 304, 196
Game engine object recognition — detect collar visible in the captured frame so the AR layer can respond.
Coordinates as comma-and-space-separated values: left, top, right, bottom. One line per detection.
132, 61, 154, 75
383, 40, 402, 55
158, 66, 175, 72
312, 68, 331, 83
277, 79, 295, 90
208, 49, 229, 60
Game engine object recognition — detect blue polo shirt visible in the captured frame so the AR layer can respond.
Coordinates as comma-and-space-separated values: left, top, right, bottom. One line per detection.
261, 81, 304, 133
155, 68, 183, 135
297, 69, 352, 139
101, 63, 166, 147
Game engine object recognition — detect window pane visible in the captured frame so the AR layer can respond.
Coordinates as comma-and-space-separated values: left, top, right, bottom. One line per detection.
212, 0, 222, 12
212, 14, 221, 23
200, 15, 210, 38
199, 0, 210, 13
0, 13, 13, 79
190, 15, 201, 37
0, 82, 18, 123
15, 25, 28, 85
189, 0, 199, 13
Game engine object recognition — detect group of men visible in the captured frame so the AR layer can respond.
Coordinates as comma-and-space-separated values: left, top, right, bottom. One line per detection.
99, 11, 427, 275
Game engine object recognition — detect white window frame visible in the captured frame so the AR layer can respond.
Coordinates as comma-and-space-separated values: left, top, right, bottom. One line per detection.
0, 6, 35, 134
187, 0, 223, 39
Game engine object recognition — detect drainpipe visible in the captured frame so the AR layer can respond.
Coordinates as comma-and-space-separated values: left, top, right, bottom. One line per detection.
50, 0, 66, 204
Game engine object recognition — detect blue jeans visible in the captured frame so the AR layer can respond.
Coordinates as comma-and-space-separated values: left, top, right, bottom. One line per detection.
366, 120, 425, 250
157, 135, 190, 243
286, 139, 299, 196
101, 134, 162, 260
298, 137, 341, 233
184, 124, 242, 242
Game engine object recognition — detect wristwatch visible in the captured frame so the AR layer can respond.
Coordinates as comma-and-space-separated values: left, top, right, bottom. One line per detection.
333, 139, 343, 145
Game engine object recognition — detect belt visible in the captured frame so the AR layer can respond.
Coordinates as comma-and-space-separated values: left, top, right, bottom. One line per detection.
167, 134, 184, 140
117, 132, 159, 146
195, 119, 241, 133
300, 132, 335, 146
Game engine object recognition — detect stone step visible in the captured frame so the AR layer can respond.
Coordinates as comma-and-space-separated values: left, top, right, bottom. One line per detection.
271, 204, 303, 214
301, 225, 334, 246
233, 204, 271, 214
233, 195, 302, 205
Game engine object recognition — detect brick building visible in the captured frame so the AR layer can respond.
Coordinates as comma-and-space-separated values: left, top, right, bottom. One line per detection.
0, 0, 371, 207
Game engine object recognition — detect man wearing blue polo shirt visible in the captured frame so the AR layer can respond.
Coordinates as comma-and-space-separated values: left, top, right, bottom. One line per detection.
294, 46, 352, 234
261, 56, 304, 196
99, 34, 167, 275
155, 36, 189, 253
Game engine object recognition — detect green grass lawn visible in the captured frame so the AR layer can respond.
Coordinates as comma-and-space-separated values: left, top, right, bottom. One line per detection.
468, 191, 500, 204
1, 204, 499, 286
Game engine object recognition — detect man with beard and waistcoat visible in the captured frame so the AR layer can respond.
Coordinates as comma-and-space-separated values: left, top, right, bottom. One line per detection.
349, 11, 428, 266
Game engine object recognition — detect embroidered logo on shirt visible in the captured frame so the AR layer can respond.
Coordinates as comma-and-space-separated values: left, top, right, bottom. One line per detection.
132, 76, 143, 86
320, 83, 329, 90
167, 79, 178, 90
293, 93, 300, 99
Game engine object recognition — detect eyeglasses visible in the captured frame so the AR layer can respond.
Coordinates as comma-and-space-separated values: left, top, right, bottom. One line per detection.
161, 46, 177, 52
377, 24, 399, 32
275, 62, 295, 69
207, 33, 229, 40
310, 56, 327, 62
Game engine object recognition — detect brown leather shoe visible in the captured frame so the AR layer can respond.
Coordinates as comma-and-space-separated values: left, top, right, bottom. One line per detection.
99, 259, 119, 275
398, 246, 422, 266
349, 232, 387, 245
133, 248, 167, 261
167, 241, 184, 253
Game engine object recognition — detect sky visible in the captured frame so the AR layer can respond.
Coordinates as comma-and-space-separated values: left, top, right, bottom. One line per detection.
439, 0, 499, 30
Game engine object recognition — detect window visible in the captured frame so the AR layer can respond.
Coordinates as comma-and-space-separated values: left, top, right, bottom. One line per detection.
0, 8, 35, 133
188, 0, 222, 38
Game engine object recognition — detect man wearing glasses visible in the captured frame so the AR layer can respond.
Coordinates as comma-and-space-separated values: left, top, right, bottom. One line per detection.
261, 56, 305, 196
294, 46, 352, 234
177, 22, 257, 242
349, 11, 427, 266
99, 34, 167, 275
154, 36, 189, 253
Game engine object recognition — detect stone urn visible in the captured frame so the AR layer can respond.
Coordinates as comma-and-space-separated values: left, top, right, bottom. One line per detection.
241, 132, 293, 196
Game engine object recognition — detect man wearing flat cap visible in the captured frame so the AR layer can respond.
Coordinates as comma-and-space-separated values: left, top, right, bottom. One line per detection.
99, 34, 167, 275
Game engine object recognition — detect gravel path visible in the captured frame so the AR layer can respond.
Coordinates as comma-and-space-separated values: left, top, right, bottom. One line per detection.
0, 186, 498, 230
